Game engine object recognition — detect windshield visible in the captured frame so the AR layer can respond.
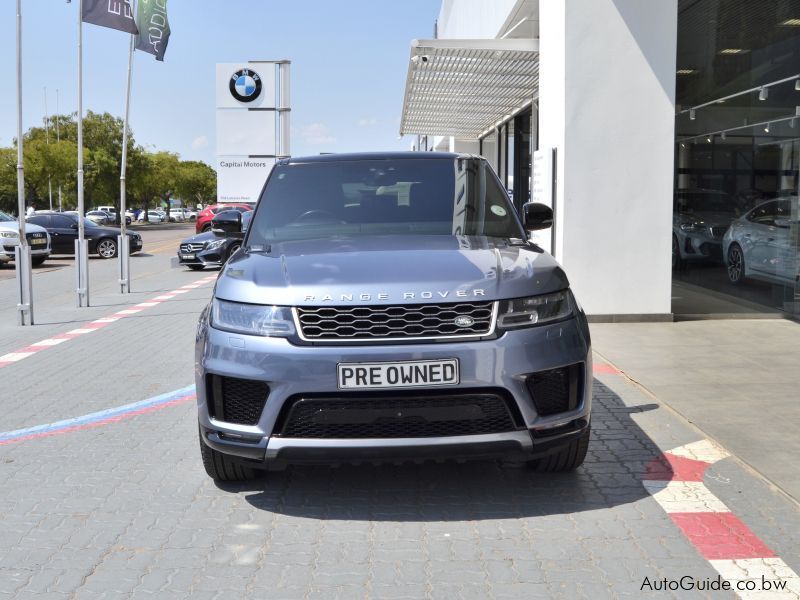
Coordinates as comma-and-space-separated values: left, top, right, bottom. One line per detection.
675, 191, 733, 214
246, 158, 524, 246
0, 210, 15, 222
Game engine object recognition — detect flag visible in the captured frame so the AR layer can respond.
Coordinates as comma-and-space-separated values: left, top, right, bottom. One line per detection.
135, 0, 171, 62
82, 0, 139, 35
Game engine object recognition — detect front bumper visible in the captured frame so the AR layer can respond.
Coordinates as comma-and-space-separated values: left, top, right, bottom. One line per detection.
0, 243, 51, 261
177, 246, 225, 267
196, 312, 592, 466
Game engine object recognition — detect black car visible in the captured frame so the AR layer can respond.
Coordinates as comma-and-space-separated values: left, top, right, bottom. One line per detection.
26, 212, 143, 258
177, 210, 250, 270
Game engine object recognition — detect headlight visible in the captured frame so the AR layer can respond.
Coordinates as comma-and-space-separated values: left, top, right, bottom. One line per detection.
679, 221, 705, 233
497, 290, 573, 329
205, 239, 226, 250
0, 231, 19, 239
211, 298, 295, 337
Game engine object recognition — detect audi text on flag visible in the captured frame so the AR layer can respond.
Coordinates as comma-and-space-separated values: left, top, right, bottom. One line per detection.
135, 0, 171, 62
82, 0, 139, 35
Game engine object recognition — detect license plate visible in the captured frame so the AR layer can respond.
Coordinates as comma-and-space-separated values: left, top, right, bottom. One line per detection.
337, 359, 459, 389
31, 238, 46, 246
180, 253, 195, 260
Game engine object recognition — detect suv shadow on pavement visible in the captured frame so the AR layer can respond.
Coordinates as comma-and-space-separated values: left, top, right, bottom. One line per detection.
234, 382, 664, 521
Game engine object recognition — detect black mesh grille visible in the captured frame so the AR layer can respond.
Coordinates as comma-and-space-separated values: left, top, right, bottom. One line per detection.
208, 375, 269, 425
276, 392, 519, 438
526, 364, 581, 416
296, 302, 495, 341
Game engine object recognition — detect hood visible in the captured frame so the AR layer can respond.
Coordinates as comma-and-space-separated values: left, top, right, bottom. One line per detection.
0, 221, 48, 235
182, 231, 219, 245
215, 235, 569, 306
675, 210, 735, 227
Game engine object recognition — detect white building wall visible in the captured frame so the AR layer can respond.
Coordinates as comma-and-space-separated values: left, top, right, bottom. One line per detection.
538, 0, 676, 316
437, 0, 519, 39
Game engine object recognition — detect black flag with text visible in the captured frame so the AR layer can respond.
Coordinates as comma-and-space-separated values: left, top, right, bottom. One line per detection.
82, 0, 139, 34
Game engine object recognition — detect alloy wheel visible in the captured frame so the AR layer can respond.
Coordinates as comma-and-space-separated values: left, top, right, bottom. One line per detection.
727, 246, 743, 283
97, 239, 117, 259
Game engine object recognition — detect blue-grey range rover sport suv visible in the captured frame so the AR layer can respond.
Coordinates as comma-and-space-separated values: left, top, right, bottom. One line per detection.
196, 152, 592, 481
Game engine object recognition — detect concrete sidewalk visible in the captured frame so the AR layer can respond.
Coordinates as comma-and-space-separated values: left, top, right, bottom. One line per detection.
591, 318, 800, 503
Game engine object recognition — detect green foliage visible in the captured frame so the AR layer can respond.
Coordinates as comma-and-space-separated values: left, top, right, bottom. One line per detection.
0, 111, 216, 216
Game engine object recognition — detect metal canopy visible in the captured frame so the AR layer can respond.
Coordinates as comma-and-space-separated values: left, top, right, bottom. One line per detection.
400, 38, 539, 139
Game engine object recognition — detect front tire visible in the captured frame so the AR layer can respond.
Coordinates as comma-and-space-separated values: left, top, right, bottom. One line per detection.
226, 242, 242, 263
528, 427, 590, 472
96, 238, 117, 259
199, 429, 258, 482
727, 243, 746, 285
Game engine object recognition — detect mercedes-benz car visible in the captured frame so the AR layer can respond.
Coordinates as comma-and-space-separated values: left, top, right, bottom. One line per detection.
177, 210, 251, 270
195, 153, 592, 482
672, 189, 736, 268
723, 197, 799, 286
0, 210, 51, 266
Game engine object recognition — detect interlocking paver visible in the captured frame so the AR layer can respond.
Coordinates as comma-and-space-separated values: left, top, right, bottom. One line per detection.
0, 250, 798, 599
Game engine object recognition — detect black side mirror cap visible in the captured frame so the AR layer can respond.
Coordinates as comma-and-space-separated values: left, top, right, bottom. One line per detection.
522, 202, 553, 231
211, 210, 243, 234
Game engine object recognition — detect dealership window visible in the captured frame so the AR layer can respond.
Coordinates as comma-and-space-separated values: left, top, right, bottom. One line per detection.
673, 0, 800, 318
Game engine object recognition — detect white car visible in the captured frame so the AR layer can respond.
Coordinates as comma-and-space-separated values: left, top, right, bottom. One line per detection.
723, 197, 799, 285
169, 208, 187, 222
137, 210, 167, 223
0, 210, 51, 266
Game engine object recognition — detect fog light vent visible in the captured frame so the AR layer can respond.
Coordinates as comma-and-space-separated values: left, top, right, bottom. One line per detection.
208, 375, 269, 426
525, 364, 581, 416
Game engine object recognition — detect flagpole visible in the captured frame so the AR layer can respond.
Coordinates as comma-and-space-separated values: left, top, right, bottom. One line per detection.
44, 87, 53, 212
119, 33, 134, 294
56, 88, 62, 213
15, 0, 34, 326
76, 0, 89, 307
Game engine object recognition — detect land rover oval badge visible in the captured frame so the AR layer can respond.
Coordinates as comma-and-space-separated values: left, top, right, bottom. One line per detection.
454, 316, 475, 328
229, 68, 262, 103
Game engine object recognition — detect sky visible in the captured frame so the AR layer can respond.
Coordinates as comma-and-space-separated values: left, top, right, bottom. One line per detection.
0, 0, 441, 166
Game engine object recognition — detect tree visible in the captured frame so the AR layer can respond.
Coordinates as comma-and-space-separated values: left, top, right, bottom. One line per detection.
175, 161, 216, 207
129, 151, 179, 221
0, 148, 18, 215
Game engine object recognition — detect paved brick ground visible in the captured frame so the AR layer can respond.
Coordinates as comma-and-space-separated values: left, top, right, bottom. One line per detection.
0, 252, 798, 599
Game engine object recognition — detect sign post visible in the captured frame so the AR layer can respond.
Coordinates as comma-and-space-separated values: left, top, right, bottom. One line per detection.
216, 61, 290, 204
531, 148, 556, 255
118, 34, 134, 294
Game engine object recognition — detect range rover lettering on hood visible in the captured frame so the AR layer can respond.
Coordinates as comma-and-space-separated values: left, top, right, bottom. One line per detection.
303, 290, 486, 302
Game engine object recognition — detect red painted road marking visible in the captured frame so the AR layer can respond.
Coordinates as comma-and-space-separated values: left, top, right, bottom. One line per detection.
642, 439, 799, 596
670, 512, 776, 561
0, 274, 218, 370
592, 362, 620, 375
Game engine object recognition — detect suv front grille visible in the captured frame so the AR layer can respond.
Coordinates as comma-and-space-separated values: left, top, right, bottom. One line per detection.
207, 375, 269, 425
276, 392, 520, 438
525, 364, 582, 416
296, 301, 495, 341
180, 242, 205, 252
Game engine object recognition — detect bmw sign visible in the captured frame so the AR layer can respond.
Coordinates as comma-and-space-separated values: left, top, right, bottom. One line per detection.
229, 68, 262, 103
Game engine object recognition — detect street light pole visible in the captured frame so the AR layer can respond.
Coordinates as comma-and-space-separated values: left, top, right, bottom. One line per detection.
44, 87, 53, 212
15, 0, 33, 325
56, 88, 63, 212
76, 0, 89, 307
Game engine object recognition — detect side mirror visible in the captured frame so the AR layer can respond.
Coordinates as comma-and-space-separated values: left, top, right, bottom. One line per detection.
211, 210, 243, 234
522, 202, 553, 231
70, 222, 79, 230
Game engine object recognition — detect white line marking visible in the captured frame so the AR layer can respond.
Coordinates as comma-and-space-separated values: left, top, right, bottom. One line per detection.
0, 352, 35, 362
29, 338, 68, 347
710, 558, 800, 599
643, 480, 731, 513
669, 439, 731, 464
66, 328, 96, 335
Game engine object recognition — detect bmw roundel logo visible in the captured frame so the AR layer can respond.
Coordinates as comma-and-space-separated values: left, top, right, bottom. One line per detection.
229, 68, 262, 103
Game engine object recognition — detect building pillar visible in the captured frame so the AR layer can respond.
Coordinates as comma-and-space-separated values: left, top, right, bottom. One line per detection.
538, 0, 677, 317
